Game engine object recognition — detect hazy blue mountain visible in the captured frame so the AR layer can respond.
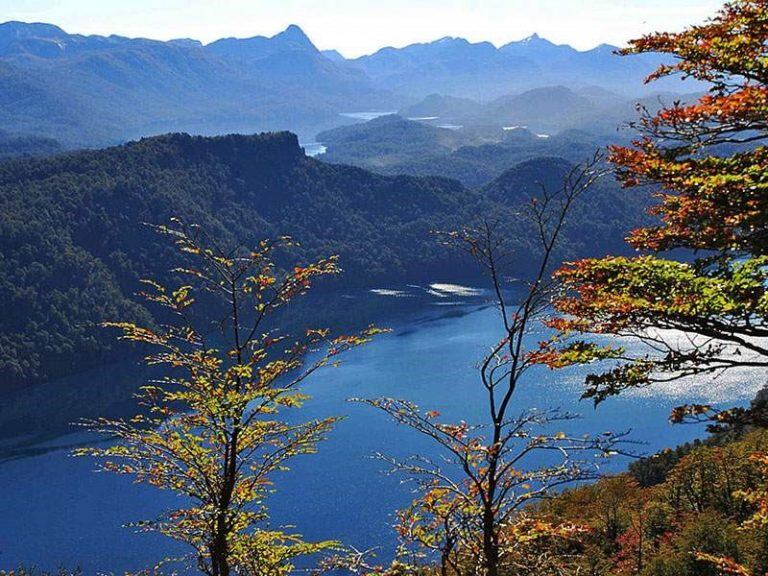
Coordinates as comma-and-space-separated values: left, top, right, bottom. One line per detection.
395, 85, 703, 136
0, 21, 395, 147
483, 86, 610, 132
351, 36, 539, 99
399, 94, 483, 120
0, 21, 696, 148
353, 34, 693, 99
499, 33, 578, 62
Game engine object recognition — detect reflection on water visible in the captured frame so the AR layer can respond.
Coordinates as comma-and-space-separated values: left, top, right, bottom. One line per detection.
0, 362, 156, 463
0, 286, 758, 573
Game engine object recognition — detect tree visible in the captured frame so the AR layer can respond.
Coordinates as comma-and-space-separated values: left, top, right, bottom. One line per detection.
542, 2, 768, 574
76, 219, 380, 576
350, 156, 628, 576
544, 0, 768, 412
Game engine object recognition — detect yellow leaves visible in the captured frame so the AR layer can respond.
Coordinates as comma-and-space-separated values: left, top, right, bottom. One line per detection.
227, 364, 253, 380
83, 221, 390, 574
102, 322, 167, 345
273, 390, 310, 408
171, 285, 194, 309
139, 278, 166, 294
306, 327, 331, 338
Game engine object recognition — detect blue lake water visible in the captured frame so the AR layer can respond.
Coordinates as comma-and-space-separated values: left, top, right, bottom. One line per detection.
0, 286, 760, 574
301, 142, 327, 157
338, 111, 397, 121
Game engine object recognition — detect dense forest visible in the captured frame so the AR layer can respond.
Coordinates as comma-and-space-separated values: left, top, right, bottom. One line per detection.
538, 424, 768, 575
0, 131, 646, 389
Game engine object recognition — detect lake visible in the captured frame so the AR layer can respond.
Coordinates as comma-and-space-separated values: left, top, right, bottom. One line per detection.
301, 142, 327, 157
339, 111, 397, 121
0, 285, 760, 574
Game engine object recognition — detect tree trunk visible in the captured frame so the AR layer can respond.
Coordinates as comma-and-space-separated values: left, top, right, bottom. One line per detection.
211, 429, 239, 576
482, 508, 499, 576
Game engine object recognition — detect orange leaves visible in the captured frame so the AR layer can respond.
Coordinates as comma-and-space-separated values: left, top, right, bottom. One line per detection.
606, 2, 768, 256
610, 144, 768, 253
669, 403, 714, 424
435, 421, 470, 441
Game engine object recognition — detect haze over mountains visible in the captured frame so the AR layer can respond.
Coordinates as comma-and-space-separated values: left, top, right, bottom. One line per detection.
351, 33, 683, 99
316, 114, 618, 187
0, 21, 390, 146
0, 20, 692, 149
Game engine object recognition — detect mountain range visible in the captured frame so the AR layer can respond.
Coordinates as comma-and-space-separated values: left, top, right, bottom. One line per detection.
0, 21, 695, 149
397, 85, 703, 134
349, 33, 688, 100
0, 21, 392, 147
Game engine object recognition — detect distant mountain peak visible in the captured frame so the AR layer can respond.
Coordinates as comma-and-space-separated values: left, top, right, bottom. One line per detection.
168, 38, 203, 48
502, 32, 560, 50
0, 21, 66, 37
588, 43, 619, 54
274, 24, 315, 49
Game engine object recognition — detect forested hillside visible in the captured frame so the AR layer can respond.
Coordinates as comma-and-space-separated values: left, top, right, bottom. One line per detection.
0, 130, 62, 161
539, 426, 768, 575
316, 114, 485, 169
0, 131, 645, 389
319, 116, 620, 187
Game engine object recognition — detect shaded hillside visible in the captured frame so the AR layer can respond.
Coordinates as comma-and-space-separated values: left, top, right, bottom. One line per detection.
0, 131, 483, 388
317, 114, 473, 168
483, 156, 650, 256
319, 119, 622, 188
0, 132, 646, 389
0, 130, 63, 161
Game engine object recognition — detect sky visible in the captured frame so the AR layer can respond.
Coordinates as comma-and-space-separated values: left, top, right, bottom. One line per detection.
2, 0, 725, 58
